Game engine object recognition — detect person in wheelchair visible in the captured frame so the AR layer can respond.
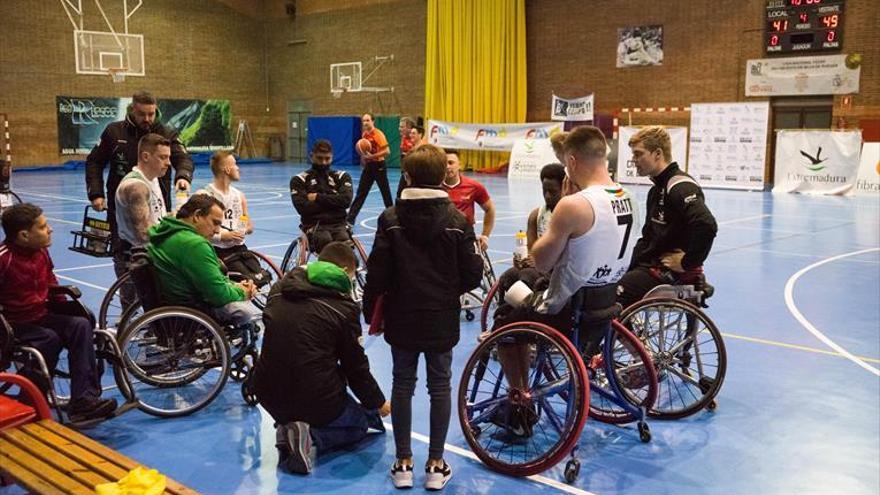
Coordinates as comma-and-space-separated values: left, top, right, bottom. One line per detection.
443, 149, 496, 251
290, 140, 354, 255
616, 126, 718, 309
253, 242, 390, 475
0, 204, 118, 421
490, 126, 638, 437
495, 163, 565, 295
197, 151, 254, 258
146, 194, 259, 327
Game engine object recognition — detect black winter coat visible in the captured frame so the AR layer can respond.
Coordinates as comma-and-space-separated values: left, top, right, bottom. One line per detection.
363, 188, 484, 352
85, 114, 194, 216
252, 268, 385, 426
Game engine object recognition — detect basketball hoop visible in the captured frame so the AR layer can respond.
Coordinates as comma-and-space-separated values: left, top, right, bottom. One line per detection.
108, 68, 127, 83
331, 89, 343, 99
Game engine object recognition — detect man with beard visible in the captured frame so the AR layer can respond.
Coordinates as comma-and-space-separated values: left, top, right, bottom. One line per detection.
85, 91, 193, 283
290, 140, 354, 254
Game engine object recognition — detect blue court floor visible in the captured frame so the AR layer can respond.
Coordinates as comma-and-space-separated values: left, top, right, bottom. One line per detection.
2, 162, 879, 495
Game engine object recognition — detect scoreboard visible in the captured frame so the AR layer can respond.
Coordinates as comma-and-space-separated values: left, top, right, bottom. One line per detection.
765, 0, 845, 54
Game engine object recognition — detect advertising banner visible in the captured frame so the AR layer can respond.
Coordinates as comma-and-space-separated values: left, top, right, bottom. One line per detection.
57, 96, 233, 154
507, 139, 559, 179
616, 126, 688, 186
551, 94, 594, 121
426, 120, 562, 152
745, 54, 860, 97
688, 102, 769, 190
772, 130, 861, 195
854, 142, 879, 196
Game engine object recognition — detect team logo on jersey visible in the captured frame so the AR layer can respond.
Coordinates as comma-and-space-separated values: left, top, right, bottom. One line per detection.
593, 265, 612, 279
604, 187, 626, 198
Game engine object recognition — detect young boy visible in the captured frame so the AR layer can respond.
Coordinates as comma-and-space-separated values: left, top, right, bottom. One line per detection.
363, 145, 483, 490
253, 242, 390, 475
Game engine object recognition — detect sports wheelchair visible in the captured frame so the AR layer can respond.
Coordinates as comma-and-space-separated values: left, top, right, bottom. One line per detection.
110, 252, 263, 417
280, 224, 368, 300
0, 190, 21, 214
460, 249, 499, 322
458, 285, 658, 482
98, 248, 281, 332
618, 272, 726, 419
0, 286, 149, 426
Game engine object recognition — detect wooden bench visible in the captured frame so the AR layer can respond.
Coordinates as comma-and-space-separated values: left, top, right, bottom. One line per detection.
0, 419, 201, 495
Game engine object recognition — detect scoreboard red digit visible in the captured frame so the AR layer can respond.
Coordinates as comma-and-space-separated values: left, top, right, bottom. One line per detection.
765, 0, 845, 54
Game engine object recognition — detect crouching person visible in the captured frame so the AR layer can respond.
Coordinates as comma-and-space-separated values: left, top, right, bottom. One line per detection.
252, 241, 390, 475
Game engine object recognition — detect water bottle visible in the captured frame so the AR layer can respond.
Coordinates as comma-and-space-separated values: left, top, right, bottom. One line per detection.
175, 189, 189, 212
513, 230, 528, 263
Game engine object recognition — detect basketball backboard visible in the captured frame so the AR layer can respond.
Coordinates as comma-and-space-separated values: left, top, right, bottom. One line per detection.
75, 30, 145, 76
330, 62, 362, 93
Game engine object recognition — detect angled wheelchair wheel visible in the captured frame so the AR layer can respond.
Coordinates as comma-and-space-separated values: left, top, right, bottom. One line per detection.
0, 191, 22, 213
114, 306, 230, 418
99, 272, 139, 330
619, 298, 727, 420
247, 250, 282, 310
479, 280, 503, 333
458, 321, 589, 477
586, 320, 658, 425
280, 235, 310, 273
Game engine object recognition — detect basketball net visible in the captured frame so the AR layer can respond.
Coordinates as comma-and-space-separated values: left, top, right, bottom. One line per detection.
109, 68, 126, 83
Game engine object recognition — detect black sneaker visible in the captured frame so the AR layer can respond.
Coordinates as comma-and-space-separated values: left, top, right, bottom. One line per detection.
67, 397, 118, 422
424, 460, 452, 490
278, 422, 316, 475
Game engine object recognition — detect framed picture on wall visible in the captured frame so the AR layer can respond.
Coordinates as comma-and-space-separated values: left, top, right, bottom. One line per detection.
617, 25, 663, 67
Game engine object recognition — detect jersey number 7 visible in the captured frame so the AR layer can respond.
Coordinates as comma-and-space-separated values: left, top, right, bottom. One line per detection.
616, 213, 633, 260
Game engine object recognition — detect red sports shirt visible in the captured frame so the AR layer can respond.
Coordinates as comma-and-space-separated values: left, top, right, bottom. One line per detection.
444, 175, 490, 225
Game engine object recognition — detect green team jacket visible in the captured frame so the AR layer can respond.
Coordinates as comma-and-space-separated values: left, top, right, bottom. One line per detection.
147, 217, 245, 307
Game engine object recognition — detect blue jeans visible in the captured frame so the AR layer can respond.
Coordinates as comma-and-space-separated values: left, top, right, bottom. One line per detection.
390, 347, 453, 460
308, 394, 383, 454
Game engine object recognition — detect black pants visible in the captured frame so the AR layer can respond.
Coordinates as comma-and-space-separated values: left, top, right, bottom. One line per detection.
306, 223, 351, 255
13, 314, 101, 402
347, 161, 393, 224
616, 265, 662, 310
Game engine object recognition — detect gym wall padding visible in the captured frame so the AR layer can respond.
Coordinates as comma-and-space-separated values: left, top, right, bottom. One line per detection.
307, 116, 361, 166
375, 115, 401, 169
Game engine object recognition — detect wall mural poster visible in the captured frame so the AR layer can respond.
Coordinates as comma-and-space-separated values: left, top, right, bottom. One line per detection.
617, 25, 663, 68
57, 96, 233, 155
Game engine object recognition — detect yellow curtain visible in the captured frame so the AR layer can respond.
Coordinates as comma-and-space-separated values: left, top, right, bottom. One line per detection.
424, 0, 527, 172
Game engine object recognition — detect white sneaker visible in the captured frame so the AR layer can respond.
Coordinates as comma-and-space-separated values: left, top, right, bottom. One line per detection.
278, 422, 316, 474
390, 460, 414, 489
424, 460, 452, 491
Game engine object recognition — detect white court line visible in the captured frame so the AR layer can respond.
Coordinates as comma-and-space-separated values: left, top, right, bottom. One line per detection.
55, 274, 110, 292
382, 422, 597, 495
717, 213, 770, 225
359, 215, 379, 231
16, 191, 90, 203
784, 247, 880, 377
55, 262, 114, 273
45, 216, 82, 226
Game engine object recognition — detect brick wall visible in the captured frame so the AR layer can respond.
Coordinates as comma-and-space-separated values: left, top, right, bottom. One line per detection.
0, 0, 269, 167
526, 0, 879, 127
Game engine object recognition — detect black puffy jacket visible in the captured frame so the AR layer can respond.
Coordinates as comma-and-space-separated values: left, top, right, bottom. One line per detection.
631, 163, 718, 270
363, 188, 484, 353
252, 267, 385, 426
85, 114, 193, 216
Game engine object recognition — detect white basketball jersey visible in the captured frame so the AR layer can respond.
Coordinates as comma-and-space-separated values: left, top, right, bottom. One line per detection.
536, 204, 552, 239
115, 168, 166, 247
199, 183, 245, 248
539, 184, 638, 314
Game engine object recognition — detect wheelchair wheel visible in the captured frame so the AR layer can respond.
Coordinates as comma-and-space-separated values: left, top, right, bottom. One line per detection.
458, 322, 589, 477
479, 280, 503, 333
114, 306, 230, 418
280, 236, 310, 273
247, 250, 282, 310
98, 272, 139, 330
619, 298, 726, 420
585, 320, 658, 425
0, 191, 22, 213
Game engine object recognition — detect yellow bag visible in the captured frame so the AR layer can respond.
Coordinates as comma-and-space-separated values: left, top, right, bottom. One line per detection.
95, 467, 167, 495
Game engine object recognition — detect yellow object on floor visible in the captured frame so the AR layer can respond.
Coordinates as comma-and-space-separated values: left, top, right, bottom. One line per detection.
95, 467, 167, 495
